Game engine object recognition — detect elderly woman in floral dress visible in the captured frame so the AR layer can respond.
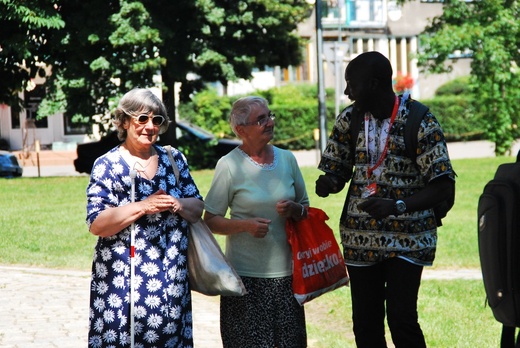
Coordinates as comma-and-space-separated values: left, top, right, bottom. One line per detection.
86, 88, 203, 347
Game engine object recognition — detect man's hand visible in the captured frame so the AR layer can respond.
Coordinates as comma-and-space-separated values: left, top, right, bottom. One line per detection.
357, 198, 395, 219
315, 174, 345, 197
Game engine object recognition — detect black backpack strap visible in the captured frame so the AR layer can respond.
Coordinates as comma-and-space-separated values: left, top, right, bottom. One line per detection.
404, 100, 429, 162
500, 325, 520, 348
349, 106, 362, 160
350, 98, 429, 163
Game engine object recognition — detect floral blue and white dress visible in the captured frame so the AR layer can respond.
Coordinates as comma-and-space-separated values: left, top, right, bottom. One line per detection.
86, 144, 202, 348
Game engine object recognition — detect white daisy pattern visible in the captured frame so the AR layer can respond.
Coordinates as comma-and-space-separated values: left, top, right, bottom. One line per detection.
113, 275, 125, 289
86, 145, 202, 347
146, 278, 162, 292
107, 293, 123, 308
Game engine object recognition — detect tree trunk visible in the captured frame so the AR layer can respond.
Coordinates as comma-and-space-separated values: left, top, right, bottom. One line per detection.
160, 73, 178, 147
222, 83, 228, 96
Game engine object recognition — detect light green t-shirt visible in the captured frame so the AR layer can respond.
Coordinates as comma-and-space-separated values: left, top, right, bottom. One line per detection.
204, 146, 309, 278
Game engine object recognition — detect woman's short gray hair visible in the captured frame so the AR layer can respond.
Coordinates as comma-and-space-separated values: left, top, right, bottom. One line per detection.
112, 88, 170, 141
229, 96, 269, 137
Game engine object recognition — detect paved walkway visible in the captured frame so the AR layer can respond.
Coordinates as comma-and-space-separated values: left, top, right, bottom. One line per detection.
0, 265, 222, 348
0, 265, 481, 348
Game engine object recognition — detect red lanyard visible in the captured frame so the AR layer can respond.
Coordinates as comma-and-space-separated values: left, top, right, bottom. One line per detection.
366, 95, 399, 178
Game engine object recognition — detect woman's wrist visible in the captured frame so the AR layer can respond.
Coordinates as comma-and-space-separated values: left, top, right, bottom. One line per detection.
296, 203, 307, 219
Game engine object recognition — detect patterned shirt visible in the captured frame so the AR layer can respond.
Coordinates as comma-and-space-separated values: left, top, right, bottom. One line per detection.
86, 144, 202, 347
318, 97, 455, 266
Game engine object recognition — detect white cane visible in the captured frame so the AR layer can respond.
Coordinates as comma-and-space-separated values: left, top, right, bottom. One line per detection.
129, 169, 137, 348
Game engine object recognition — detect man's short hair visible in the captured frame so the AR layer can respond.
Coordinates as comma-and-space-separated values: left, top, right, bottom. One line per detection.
348, 51, 393, 83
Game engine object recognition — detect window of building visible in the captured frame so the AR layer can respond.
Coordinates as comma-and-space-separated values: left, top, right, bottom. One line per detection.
11, 85, 49, 130
63, 113, 90, 135
321, 0, 385, 29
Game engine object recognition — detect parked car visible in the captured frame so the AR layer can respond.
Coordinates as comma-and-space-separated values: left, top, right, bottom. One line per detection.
0, 138, 9, 151
0, 151, 23, 177
74, 120, 241, 174
175, 120, 241, 169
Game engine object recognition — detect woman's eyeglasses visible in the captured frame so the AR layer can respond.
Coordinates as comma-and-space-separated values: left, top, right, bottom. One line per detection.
131, 114, 166, 126
243, 112, 276, 127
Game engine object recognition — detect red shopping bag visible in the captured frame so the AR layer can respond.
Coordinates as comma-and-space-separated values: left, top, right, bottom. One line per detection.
286, 207, 349, 305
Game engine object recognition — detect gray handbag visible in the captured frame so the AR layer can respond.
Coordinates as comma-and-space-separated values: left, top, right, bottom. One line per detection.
165, 146, 246, 296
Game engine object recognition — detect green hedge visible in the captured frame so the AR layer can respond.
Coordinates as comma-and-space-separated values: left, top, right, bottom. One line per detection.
421, 95, 485, 141
178, 85, 340, 152
177, 82, 488, 168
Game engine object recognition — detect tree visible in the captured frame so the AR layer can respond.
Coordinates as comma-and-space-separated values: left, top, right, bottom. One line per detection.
2, 0, 312, 144
0, 0, 64, 111
417, 0, 520, 155
39, 0, 164, 131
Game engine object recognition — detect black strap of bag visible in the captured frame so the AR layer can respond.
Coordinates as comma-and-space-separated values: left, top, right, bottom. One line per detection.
348, 95, 454, 226
403, 100, 429, 161
501, 326, 520, 348
349, 94, 428, 163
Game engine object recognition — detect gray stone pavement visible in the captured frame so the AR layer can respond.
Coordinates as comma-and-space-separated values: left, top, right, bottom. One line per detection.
0, 265, 222, 348
0, 265, 481, 348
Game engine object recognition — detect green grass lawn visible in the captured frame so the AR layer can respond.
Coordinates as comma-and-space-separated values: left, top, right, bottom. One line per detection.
0, 156, 514, 347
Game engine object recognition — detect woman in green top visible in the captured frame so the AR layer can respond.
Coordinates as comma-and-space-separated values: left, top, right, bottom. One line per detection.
204, 96, 310, 348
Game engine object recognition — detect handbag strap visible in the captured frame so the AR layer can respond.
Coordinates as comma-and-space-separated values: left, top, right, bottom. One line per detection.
501, 325, 520, 348
164, 145, 180, 183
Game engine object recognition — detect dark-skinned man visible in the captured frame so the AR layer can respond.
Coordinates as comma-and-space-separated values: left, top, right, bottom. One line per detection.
316, 51, 455, 348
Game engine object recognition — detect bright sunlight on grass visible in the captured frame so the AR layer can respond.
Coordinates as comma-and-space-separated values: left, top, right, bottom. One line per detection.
0, 156, 514, 347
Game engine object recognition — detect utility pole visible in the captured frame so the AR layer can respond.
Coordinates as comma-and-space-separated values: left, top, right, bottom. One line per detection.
315, 1, 328, 153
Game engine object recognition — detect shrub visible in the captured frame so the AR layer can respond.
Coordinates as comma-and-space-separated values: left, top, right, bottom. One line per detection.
421, 95, 485, 141
179, 84, 342, 152
435, 76, 471, 96
177, 88, 233, 138
177, 80, 489, 167
176, 136, 220, 170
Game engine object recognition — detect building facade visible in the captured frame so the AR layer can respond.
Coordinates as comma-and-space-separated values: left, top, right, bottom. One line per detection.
292, 0, 471, 99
